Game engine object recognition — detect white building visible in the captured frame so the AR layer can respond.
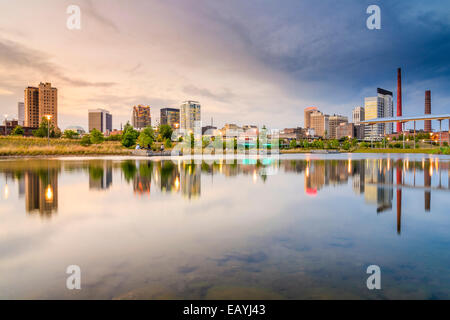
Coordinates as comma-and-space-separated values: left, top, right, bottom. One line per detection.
364, 88, 393, 140
180, 100, 201, 134
352, 106, 365, 125
18, 102, 24, 126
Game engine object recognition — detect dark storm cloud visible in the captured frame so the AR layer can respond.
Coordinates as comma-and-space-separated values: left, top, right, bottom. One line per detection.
186, 0, 450, 114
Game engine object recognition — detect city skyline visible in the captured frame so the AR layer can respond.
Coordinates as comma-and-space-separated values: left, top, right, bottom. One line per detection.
1, 1, 450, 131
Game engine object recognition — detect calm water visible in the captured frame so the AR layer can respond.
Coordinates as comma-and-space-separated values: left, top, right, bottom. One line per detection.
1, 154, 450, 300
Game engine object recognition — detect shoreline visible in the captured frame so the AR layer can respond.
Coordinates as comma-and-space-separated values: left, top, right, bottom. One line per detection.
0, 148, 448, 159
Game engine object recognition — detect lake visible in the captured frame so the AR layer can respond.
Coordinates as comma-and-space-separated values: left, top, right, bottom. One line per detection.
0, 154, 449, 299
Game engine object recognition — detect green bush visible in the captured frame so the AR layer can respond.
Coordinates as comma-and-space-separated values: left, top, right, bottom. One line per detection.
63, 129, 79, 139
80, 134, 92, 146
164, 138, 173, 149
121, 122, 139, 148
105, 134, 122, 141
342, 141, 351, 150
90, 128, 104, 144
137, 126, 156, 148
159, 124, 173, 141
10, 126, 24, 136
289, 140, 297, 149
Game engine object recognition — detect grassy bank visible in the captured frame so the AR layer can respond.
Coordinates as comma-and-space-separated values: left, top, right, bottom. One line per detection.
281, 147, 450, 155
353, 148, 450, 154
0, 136, 133, 156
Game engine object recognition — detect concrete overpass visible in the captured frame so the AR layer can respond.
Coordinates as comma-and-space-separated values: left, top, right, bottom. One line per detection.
361, 114, 450, 147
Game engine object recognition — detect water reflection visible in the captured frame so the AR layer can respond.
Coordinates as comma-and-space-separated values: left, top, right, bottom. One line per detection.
1, 157, 449, 224
1, 156, 450, 299
1, 161, 59, 217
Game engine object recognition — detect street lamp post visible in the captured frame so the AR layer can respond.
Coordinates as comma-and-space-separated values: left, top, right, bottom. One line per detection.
45, 115, 52, 146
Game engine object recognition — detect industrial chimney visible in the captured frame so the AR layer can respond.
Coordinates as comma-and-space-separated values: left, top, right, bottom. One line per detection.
396, 68, 402, 132
425, 90, 432, 132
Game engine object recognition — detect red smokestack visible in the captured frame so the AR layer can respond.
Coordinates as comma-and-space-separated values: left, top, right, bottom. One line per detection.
396, 68, 402, 132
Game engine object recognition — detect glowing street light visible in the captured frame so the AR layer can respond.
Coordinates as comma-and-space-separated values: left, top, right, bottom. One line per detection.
45, 185, 54, 202
45, 115, 52, 146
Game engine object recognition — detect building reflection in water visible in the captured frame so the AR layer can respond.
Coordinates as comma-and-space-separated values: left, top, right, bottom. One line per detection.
24, 169, 59, 216
89, 161, 113, 190
0, 162, 62, 217
1, 157, 449, 231
303, 157, 450, 234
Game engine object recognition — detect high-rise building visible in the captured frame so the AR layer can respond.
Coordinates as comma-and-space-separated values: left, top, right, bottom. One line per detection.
38, 82, 58, 128
132, 105, 151, 129
24, 82, 58, 128
18, 102, 25, 126
304, 107, 318, 129
424, 90, 432, 132
24, 87, 39, 128
160, 108, 180, 129
328, 114, 348, 139
336, 123, 355, 139
180, 101, 201, 133
89, 109, 112, 134
310, 110, 329, 138
352, 106, 365, 140
364, 88, 393, 140
352, 106, 365, 125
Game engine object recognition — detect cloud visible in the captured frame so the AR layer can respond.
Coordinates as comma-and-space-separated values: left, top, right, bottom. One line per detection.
183, 85, 235, 103
0, 38, 115, 87
0, 88, 13, 95
83, 0, 120, 33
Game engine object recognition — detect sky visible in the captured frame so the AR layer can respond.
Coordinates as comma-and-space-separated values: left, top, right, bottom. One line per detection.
0, 0, 449, 131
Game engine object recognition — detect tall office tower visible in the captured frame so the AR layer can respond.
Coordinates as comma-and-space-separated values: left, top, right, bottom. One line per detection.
24, 83, 58, 128
364, 88, 393, 140
24, 87, 39, 128
304, 107, 318, 129
89, 109, 112, 134
424, 90, 432, 132
328, 114, 348, 139
180, 101, 201, 133
352, 107, 365, 140
352, 106, 365, 124
131, 105, 151, 129
309, 110, 329, 138
160, 108, 180, 129
379, 88, 394, 134
38, 82, 58, 128
18, 102, 25, 126
396, 68, 402, 132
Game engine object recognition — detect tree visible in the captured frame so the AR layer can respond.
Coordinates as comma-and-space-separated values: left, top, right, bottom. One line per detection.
33, 117, 60, 138
289, 140, 297, 149
10, 125, 24, 136
90, 128, 104, 144
121, 122, 139, 147
137, 126, 155, 148
80, 134, 92, 146
164, 138, 173, 149
330, 139, 340, 149
63, 129, 79, 139
342, 141, 351, 150
159, 124, 173, 141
